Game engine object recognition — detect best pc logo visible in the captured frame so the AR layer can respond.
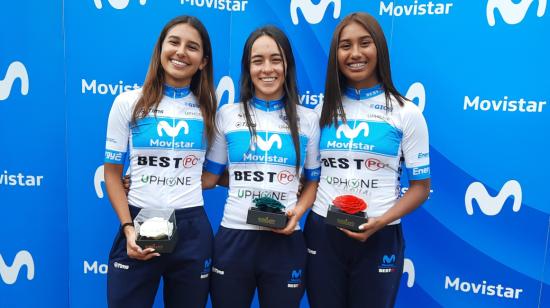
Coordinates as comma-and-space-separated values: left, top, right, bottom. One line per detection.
0, 251, 35, 285
0, 61, 29, 101
487, 0, 546, 26
290, 0, 341, 25
465, 180, 522, 215
94, 0, 147, 9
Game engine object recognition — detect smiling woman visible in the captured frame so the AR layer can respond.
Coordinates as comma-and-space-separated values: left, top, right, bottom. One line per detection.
102, 15, 217, 308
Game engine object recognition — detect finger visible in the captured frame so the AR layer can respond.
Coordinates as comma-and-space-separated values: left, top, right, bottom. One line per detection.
142, 252, 161, 260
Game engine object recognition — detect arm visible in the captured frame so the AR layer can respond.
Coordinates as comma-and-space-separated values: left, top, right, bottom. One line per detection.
340, 178, 430, 242
202, 170, 222, 189
104, 165, 159, 260
272, 180, 319, 235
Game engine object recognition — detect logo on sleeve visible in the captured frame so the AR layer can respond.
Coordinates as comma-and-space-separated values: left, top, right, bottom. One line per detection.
0, 61, 29, 101
465, 180, 522, 215
0, 251, 34, 285
290, 0, 341, 25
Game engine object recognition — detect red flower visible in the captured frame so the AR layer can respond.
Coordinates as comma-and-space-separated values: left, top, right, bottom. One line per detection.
333, 195, 367, 215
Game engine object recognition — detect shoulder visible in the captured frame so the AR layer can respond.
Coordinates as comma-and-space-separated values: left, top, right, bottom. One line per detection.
112, 88, 142, 108
297, 104, 319, 122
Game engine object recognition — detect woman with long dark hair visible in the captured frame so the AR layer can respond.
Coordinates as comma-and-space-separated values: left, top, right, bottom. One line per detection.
305, 12, 431, 308
202, 25, 321, 308
104, 15, 217, 308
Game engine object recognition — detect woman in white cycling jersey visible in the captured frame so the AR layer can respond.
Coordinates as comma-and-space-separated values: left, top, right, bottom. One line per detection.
103, 15, 217, 308
202, 25, 321, 308
304, 12, 431, 308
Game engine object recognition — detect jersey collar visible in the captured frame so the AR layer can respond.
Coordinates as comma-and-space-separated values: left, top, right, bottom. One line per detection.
344, 84, 384, 100
164, 84, 191, 99
251, 96, 285, 112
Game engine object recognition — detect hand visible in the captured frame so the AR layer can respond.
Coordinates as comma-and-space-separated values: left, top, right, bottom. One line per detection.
271, 209, 300, 236
124, 227, 160, 260
122, 175, 131, 195
339, 216, 384, 242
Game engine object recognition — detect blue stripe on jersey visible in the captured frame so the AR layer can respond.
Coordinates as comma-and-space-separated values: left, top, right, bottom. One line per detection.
320, 120, 402, 157
163, 84, 190, 99
226, 131, 307, 168
407, 165, 431, 180
131, 117, 205, 151
105, 149, 126, 164
304, 167, 321, 181
204, 159, 226, 175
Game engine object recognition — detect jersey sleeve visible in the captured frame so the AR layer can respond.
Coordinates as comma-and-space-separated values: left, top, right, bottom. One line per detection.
104, 94, 132, 164
303, 110, 321, 181
401, 102, 430, 180
204, 106, 228, 175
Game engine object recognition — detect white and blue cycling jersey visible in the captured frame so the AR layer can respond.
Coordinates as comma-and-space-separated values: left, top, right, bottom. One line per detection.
205, 97, 321, 230
313, 84, 430, 224
104, 85, 206, 210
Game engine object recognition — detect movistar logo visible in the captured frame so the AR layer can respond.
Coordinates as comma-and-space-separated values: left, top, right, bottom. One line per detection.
487, 0, 546, 26
405, 82, 426, 112
0, 61, 29, 101
465, 180, 522, 215
403, 258, 415, 288
0, 251, 35, 285
94, 165, 105, 198
290, 0, 341, 25
216, 75, 236, 105
251, 134, 282, 151
157, 120, 189, 137
336, 122, 369, 139
94, 0, 147, 9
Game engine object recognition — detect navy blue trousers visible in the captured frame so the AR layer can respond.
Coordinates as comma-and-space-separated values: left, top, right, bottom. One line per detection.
107, 205, 213, 308
304, 211, 404, 308
210, 227, 307, 308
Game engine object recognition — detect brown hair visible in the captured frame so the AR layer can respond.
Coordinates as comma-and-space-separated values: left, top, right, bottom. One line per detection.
132, 15, 217, 144
320, 12, 407, 128
239, 26, 301, 173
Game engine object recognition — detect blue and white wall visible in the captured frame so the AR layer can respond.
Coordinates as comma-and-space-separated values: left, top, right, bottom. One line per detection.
1, 1, 548, 307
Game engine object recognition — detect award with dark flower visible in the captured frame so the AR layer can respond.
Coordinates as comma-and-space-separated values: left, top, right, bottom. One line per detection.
325, 194, 368, 232
246, 196, 288, 228
134, 208, 178, 253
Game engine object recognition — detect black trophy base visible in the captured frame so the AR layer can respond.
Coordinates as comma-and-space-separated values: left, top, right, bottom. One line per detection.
325, 205, 367, 232
246, 207, 288, 229
136, 231, 178, 254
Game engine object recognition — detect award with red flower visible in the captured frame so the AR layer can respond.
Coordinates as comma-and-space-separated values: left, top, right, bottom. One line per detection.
325, 194, 368, 232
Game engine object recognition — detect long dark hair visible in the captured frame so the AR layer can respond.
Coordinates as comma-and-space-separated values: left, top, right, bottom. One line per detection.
132, 15, 217, 144
320, 12, 407, 128
239, 26, 301, 173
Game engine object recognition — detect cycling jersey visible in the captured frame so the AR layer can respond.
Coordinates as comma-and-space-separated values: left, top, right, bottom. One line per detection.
205, 97, 321, 230
312, 84, 430, 223
104, 85, 206, 210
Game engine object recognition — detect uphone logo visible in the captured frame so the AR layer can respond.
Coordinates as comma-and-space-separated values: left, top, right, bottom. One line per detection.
0, 61, 29, 101
157, 120, 189, 137
405, 82, 426, 112
336, 122, 369, 139
487, 0, 546, 26
0, 250, 35, 285
251, 135, 282, 151
290, 0, 341, 25
94, 0, 147, 9
403, 258, 415, 288
94, 165, 105, 198
465, 180, 522, 216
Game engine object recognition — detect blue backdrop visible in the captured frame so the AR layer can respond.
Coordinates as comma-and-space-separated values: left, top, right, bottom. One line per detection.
1, 0, 548, 307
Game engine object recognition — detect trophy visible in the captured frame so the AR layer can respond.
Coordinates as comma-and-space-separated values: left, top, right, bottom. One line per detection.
246, 193, 288, 229
134, 208, 178, 253
325, 193, 368, 232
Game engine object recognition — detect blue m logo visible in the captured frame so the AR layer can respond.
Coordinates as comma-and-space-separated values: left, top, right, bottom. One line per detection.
382, 255, 396, 265
291, 269, 302, 279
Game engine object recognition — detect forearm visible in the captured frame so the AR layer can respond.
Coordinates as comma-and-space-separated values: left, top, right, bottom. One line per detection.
294, 180, 318, 218
378, 178, 431, 226
201, 171, 221, 189
104, 163, 132, 226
